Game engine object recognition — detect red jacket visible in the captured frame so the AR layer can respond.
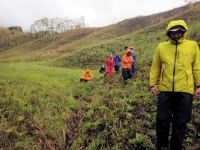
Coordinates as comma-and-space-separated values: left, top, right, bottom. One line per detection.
105, 57, 115, 68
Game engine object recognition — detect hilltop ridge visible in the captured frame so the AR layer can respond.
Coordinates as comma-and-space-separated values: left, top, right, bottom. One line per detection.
0, 2, 199, 64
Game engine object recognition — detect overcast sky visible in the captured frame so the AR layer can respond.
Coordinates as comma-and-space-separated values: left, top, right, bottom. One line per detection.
0, 0, 189, 31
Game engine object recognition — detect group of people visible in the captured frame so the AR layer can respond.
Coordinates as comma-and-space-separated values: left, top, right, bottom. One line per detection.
100, 46, 137, 85
80, 46, 137, 85
80, 19, 200, 150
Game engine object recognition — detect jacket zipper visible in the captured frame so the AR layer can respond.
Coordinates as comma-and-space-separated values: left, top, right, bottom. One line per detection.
172, 43, 178, 92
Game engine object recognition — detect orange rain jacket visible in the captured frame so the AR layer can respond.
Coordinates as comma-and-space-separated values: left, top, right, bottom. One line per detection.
121, 52, 134, 69
81, 71, 93, 80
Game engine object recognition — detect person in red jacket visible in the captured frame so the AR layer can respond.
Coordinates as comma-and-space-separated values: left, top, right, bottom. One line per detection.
104, 53, 115, 78
121, 49, 134, 85
80, 70, 93, 82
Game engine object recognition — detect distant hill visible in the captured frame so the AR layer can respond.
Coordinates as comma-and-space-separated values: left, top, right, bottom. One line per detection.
0, 28, 33, 52
0, 2, 200, 63
0, 27, 101, 61
54, 2, 200, 68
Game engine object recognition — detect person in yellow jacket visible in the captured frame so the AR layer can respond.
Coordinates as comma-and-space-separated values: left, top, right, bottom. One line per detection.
150, 20, 200, 150
80, 70, 93, 82
121, 49, 134, 86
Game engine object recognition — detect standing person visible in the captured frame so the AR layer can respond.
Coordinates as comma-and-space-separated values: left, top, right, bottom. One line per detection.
121, 49, 134, 86
80, 70, 93, 82
150, 20, 200, 150
113, 53, 121, 73
124, 45, 129, 52
130, 47, 137, 76
104, 53, 115, 78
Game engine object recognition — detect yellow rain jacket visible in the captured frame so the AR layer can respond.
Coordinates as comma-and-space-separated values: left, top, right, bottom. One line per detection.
150, 20, 200, 94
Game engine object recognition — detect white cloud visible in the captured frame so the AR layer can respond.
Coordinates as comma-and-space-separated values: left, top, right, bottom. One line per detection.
0, 0, 187, 30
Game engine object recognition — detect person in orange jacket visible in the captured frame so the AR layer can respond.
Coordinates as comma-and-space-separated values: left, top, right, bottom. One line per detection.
121, 49, 134, 85
80, 70, 93, 82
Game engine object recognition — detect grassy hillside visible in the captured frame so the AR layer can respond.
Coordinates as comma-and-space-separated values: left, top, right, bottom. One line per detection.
70, 64, 200, 150
54, 2, 200, 69
0, 62, 100, 149
0, 27, 101, 62
0, 2, 200, 149
1, 2, 199, 63
0, 28, 33, 52
56, 5, 200, 148
53, 2, 200, 149
0, 57, 199, 149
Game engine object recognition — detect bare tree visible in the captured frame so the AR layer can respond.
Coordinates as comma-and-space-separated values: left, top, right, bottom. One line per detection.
185, 0, 200, 3
29, 16, 86, 37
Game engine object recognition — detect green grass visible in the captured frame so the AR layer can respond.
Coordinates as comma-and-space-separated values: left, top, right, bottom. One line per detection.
1, 60, 199, 149
0, 62, 99, 149
0, 62, 82, 86
0, 2, 200, 149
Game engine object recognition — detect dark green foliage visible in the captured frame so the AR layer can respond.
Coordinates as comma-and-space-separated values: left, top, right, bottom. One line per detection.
8, 26, 23, 32
70, 64, 157, 149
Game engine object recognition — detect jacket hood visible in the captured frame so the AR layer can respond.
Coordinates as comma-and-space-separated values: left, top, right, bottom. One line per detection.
166, 20, 188, 42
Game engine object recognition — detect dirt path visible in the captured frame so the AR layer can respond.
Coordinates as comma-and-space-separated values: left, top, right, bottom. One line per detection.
63, 97, 91, 149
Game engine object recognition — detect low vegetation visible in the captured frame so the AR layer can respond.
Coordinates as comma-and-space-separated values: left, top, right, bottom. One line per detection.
0, 2, 200, 149
0, 63, 85, 148
0, 28, 33, 52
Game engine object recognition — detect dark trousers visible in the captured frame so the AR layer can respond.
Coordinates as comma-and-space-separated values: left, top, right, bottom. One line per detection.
122, 68, 133, 84
80, 78, 88, 82
156, 92, 193, 150
114, 65, 120, 72
131, 64, 135, 75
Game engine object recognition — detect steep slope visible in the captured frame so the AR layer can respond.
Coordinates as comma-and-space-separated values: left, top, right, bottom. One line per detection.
0, 27, 101, 61
54, 2, 200, 68
0, 28, 33, 52
1, 2, 200, 62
